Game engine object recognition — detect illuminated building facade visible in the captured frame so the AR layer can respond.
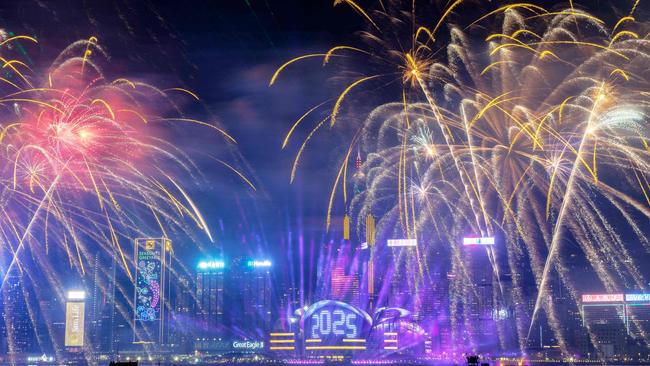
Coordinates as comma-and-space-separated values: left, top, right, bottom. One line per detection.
133, 238, 172, 345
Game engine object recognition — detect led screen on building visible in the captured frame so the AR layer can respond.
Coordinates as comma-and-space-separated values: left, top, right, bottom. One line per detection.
626, 294, 650, 302
133, 238, 169, 344
463, 237, 495, 245
387, 239, 417, 247
582, 294, 624, 303
65, 301, 85, 347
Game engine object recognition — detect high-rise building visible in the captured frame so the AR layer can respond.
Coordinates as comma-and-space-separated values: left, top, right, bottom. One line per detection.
169, 275, 193, 352
133, 238, 172, 345
1, 273, 31, 355
89, 252, 113, 353
196, 260, 225, 334
581, 294, 627, 359
462, 243, 496, 352
229, 258, 273, 338
626, 299, 650, 358
278, 286, 300, 331
330, 242, 360, 307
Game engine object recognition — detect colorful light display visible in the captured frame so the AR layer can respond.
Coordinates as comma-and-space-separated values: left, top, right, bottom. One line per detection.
272, 0, 650, 356
133, 238, 170, 344
302, 300, 372, 352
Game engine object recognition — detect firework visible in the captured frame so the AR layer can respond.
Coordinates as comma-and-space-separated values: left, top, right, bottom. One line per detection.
0, 35, 245, 359
273, 0, 650, 356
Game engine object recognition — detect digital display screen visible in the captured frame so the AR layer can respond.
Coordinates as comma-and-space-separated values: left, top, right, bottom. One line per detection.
387, 239, 417, 247
133, 238, 168, 344
626, 294, 650, 302
302, 300, 372, 346
135, 240, 162, 322
309, 308, 358, 338
463, 237, 495, 245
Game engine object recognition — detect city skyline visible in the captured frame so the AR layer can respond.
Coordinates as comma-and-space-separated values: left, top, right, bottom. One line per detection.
0, 0, 649, 365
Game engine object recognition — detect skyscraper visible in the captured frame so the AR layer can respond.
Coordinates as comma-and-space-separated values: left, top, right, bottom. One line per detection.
229, 258, 273, 338
196, 260, 225, 334
170, 275, 193, 352
1, 273, 31, 355
133, 237, 172, 345
581, 294, 627, 359
329, 242, 360, 307
462, 243, 497, 352
89, 252, 113, 353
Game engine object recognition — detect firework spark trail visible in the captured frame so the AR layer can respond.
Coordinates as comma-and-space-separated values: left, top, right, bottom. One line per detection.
274, 0, 650, 356
1, 168, 63, 289
527, 83, 604, 342
0, 33, 255, 357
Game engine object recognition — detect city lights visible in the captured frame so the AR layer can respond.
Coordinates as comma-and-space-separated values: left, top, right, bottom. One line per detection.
386, 239, 417, 247
247, 259, 272, 268
462, 237, 496, 246
67, 290, 86, 300
198, 260, 225, 270
626, 293, 650, 302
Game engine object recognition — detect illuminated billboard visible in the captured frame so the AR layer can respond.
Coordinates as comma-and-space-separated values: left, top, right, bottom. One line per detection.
65, 300, 85, 347
463, 237, 495, 246
198, 260, 225, 270
247, 259, 272, 268
133, 238, 170, 344
302, 300, 372, 352
581, 294, 624, 303
625, 294, 650, 302
387, 239, 417, 247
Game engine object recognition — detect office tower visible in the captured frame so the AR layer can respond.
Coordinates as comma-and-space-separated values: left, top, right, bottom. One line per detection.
169, 275, 193, 351
1, 273, 30, 355
133, 238, 172, 345
626, 304, 650, 358
581, 294, 627, 359
330, 242, 360, 307
195, 260, 225, 334
229, 258, 273, 338
89, 252, 113, 353
622, 294, 650, 358
278, 286, 300, 331
462, 243, 496, 352
387, 262, 409, 309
